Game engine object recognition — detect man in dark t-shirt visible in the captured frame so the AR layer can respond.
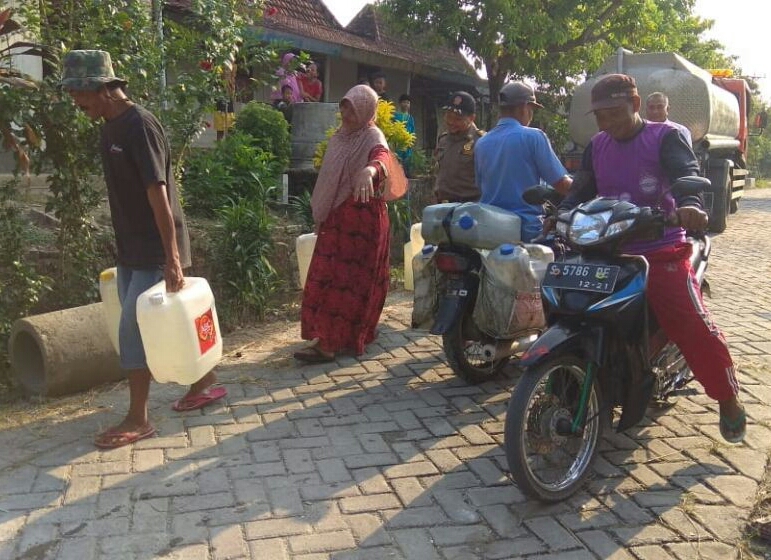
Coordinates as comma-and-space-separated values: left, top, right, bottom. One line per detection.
62, 50, 226, 449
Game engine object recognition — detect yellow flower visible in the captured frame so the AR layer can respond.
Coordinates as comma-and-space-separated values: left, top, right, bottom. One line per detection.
375, 100, 415, 152
313, 100, 416, 169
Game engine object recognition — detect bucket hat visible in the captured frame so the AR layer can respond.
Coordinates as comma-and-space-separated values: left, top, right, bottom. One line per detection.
60, 50, 127, 92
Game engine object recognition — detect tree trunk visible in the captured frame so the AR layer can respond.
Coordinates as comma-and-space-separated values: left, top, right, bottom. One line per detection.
485, 63, 506, 130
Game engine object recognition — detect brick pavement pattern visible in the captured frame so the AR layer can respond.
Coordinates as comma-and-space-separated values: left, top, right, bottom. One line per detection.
2, 190, 771, 559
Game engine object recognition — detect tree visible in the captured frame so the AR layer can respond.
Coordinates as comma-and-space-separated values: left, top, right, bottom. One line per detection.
381, 0, 717, 125
0, 0, 276, 308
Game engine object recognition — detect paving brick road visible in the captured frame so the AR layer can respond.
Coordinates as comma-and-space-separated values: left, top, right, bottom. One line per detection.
2, 189, 771, 560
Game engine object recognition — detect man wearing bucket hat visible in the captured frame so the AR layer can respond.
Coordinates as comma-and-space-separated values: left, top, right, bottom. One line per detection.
558, 73, 745, 443
474, 81, 571, 242
433, 91, 484, 203
62, 50, 227, 448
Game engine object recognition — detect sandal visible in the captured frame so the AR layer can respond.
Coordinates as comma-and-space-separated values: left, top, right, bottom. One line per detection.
171, 385, 228, 412
293, 346, 335, 363
720, 407, 747, 444
95, 424, 156, 449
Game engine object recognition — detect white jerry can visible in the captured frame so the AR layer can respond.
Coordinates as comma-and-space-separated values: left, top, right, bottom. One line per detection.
136, 277, 223, 384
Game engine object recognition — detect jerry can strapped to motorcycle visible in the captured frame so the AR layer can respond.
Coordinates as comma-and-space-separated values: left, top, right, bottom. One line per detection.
473, 243, 552, 338
421, 202, 522, 249
411, 244, 441, 329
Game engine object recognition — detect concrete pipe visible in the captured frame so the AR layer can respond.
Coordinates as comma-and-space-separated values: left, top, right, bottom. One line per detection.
9, 302, 124, 397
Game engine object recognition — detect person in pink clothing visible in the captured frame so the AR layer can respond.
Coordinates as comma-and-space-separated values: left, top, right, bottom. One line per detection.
271, 53, 303, 104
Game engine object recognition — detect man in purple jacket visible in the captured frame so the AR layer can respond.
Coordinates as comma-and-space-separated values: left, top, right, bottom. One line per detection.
559, 73, 745, 443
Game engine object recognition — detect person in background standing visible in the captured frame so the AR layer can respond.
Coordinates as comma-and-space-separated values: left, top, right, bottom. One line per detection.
393, 93, 415, 174
61, 50, 226, 449
213, 62, 237, 141
213, 98, 235, 141
370, 71, 389, 101
273, 84, 295, 124
646, 91, 693, 146
294, 85, 407, 363
271, 52, 303, 104
300, 61, 323, 102
433, 91, 484, 203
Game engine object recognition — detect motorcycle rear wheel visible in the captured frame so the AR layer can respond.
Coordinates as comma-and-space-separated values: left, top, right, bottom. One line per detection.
505, 355, 605, 502
442, 306, 507, 384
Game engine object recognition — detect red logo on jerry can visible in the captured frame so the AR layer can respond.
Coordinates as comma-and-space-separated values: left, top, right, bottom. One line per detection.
195, 309, 217, 354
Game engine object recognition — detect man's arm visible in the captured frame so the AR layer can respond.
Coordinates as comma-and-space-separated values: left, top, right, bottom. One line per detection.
432, 134, 446, 200
552, 175, 572, 195
558, 143, 597, 211
660, 130, 701, 207
147, 183, 184, 293
660, 129, 707, 230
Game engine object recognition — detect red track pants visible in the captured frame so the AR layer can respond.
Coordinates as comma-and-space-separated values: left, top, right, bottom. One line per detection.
645, 243, 739, 402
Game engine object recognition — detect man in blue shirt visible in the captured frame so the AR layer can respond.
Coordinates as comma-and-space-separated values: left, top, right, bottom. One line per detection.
475, 82, 571, 241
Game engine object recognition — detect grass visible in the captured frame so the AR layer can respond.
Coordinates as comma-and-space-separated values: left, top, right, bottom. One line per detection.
21, 222, 56, 249
742, 449, 771, 557
0, 385, 111, 431
736, 357, 771, 556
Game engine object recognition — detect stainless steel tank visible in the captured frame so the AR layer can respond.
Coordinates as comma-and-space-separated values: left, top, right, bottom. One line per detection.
568, 51, 740, 147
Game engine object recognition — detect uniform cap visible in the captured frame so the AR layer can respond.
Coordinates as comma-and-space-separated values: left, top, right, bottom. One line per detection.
61, 50, 127, 91
588, 73, 638, 113
499, 82, 543, 108
443, 91, 476, 115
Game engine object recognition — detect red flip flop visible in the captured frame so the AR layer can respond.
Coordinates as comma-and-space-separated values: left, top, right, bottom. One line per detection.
95, 424, 156, 449
171, 385, 228, 412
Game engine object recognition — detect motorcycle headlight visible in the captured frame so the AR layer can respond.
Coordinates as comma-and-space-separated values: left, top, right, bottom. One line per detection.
569, 210, 612, 245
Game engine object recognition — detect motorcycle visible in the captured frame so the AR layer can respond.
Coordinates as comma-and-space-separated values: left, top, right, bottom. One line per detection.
418, 200, 559, 384
503, 176, 710, 502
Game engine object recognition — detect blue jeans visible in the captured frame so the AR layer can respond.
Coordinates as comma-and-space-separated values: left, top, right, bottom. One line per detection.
117, 265, 164, 370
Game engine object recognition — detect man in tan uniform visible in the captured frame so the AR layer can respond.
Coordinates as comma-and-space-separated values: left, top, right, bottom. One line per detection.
433, 91, 484, 203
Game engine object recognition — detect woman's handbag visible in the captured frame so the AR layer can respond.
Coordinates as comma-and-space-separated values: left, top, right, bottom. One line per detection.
382, 151, 408, 201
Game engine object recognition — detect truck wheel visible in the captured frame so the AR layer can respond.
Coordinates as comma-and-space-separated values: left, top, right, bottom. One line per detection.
707, 165, 730, 234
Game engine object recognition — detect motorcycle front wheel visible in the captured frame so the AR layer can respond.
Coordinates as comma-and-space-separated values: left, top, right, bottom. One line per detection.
442, 305, 507, 384
504, 355, 605, 502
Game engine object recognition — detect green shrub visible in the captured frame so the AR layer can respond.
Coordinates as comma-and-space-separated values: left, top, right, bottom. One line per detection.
233, 101, 291, 170
288, 190, 314, 232
212, 197, 277, 327
0, 179, 51, 392
388, 199, 413, 246
409, 148, 433, 178
182, 132, 282, 217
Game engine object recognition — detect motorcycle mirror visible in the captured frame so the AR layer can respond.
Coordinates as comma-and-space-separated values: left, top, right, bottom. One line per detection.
523, 184, 562, 206
671, 176, 710, 197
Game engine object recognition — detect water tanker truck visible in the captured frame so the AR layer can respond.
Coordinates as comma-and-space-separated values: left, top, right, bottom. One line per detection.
564, 49, 759, 233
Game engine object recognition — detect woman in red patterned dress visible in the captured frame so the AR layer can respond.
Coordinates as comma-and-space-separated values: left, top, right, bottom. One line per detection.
294, 84, 405, 363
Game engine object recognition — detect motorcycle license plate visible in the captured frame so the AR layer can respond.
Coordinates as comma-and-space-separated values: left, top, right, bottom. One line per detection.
542, 262, 620, 294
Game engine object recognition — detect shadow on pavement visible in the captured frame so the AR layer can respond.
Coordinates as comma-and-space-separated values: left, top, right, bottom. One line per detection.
0, 294, 760, 559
